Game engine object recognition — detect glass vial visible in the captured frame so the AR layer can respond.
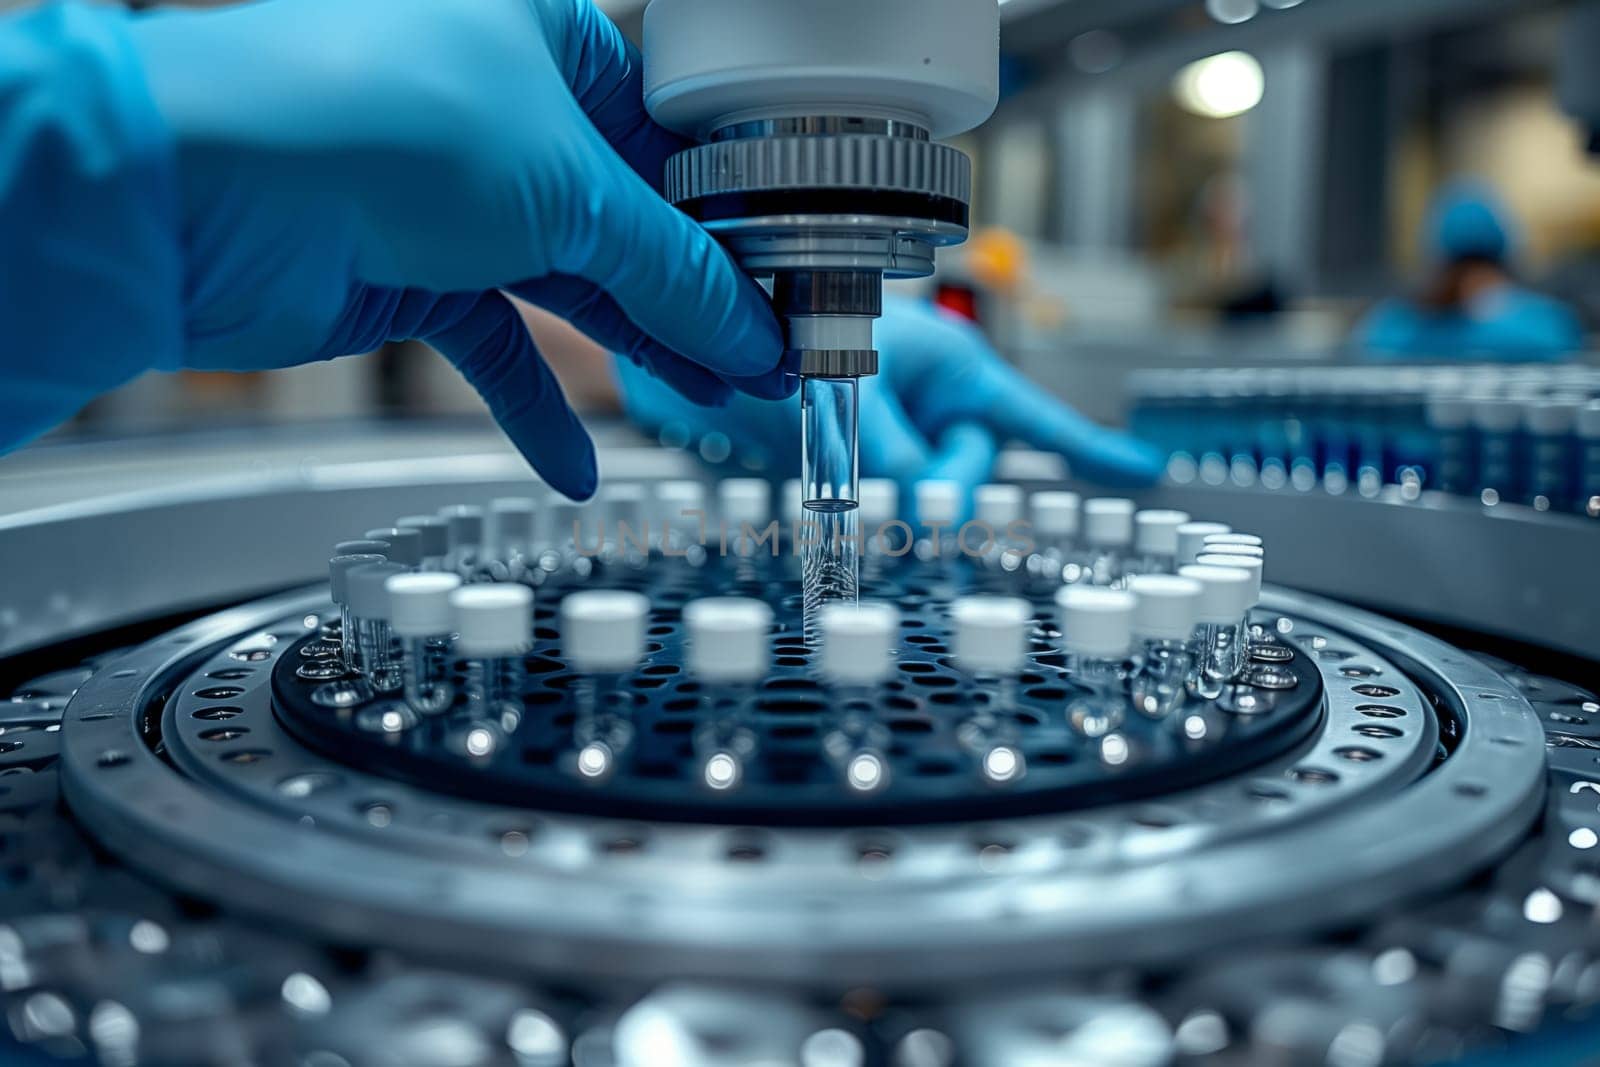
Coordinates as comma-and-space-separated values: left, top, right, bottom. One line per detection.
973, 484, 1027, 574
439, 504, 486, 578
819, 601, 900, 795
345, 562, 408, 693
1127, 509, 1191, 577
1082, 498, 1135, 587
1179, 563, 1256, 700
449, 583, 532, 743
488, 497, 537, 580
363, 527, 423, 571
684, 597, 773, 793
396, 515, 450, 572
914, 479, 961, 567
1521, 399, 1580, 512
950, 596, 1033, 787
718, 478, 775, 589
387, 572, 463, 716
858, 478, 901, 586
1027, 490, 1082, 588
1581, 401, 1600, 518
1127, 574, 1203, 719
561, 591, 650, 784
328, 553, 387, 674
802, 377, 861, 642
1056, 586, 1136, 738
1175, 521, 1230, 569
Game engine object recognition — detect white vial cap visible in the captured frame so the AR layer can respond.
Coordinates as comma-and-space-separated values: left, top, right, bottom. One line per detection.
1203, 543, 1263, 562
1195, 553, 1262, 605
347, 562, 407, 620
364, 527, 423, 568
386, 572, 464, 637
1205, 532, 1262, 549
450, 584, 533, 658
782, 478, 804, 526
819, 602, 900, 685
1133, 509, 1191, 556
949, 596, 1033, 675
440, 505, 485, 547
1179, 564, 1256, 623
561, 590, 650, 673
657, 480, 705, 512
329, 553, 386, 606
490, 498, 536, 541
719, 478, 771, 527
1083, 498, 1135, 548
396, 516, 449, 559
1470, 396, 1521, 432
1579, 400, 1600, 440
916, 480, 961, 525
1030, 491, 1080, 538
1427, 394, 1473, 430
1176, 521, 1231, 566
974, 484, 1025, 527
1054, 586, 1136, 659
683, 598, 773, 683
859, 479, 899, 528
1128, 574, 1203, 641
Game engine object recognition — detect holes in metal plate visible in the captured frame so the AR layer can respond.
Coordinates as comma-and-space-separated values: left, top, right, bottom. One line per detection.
1351, 684, 1401, 698
192, 706, 244, 721
1352, 723, 1403, 740
1333, 745, 1383, 763
1355, 704, 1405, 719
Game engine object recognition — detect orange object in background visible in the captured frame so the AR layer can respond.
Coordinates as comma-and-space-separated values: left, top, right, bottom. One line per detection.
966, 227, 1029, 294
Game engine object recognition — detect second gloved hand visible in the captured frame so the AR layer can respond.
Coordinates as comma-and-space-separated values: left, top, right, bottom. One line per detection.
617, 295, 1166, 518
119, 0, 787, 498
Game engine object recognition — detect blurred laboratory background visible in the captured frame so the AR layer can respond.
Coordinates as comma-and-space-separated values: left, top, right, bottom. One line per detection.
33, 0, 1600, 440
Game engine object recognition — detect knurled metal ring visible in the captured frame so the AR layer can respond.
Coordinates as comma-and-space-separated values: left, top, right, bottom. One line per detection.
664, 134, 972, 208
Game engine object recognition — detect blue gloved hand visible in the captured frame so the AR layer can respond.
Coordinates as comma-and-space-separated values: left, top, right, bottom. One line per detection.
617, 294, 1166, 517
0, 0, 786, 498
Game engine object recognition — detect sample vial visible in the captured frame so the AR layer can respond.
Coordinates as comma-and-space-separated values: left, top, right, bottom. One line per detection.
818, 601, 900, 794
1203, 532, 1262, 552
396, 516, 450, 572
1425, 394, 1474, 495
1175, 521, 1230, 568
1521, 399, 1580, 512
439, 505, 486, 577
655, 480, 708, 559
335, 538, 391, 560
600, 484, 650, 568
345, 562, 408, 693
449, 584, 533, 755
386, 572, 463, 716
561, 591, 650, 783
328, 553, 387, 672
718, 478, 775, 587
949, 596, 1034, 786
1581, 401, 1600, 518
914, 480, 962, 563
1128, 509, 1191, 576
1178, 563, 1256, 699
973, 484, 1027, 570
858, 478, 901, 582
1471, 397, 1522, 503
801, 376, 862, 638
1055, 586, 1137, 738
363, 527, 423, 571
1127, 574, 1203, 719
1082, 498, 1136, 586
684, 598, 773, 792
489, 497, 537, 578
1028, 490, 1082, 586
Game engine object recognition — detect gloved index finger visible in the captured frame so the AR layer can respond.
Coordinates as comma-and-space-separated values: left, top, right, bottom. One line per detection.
552, 1, 687, 190
553, 123, 785, 387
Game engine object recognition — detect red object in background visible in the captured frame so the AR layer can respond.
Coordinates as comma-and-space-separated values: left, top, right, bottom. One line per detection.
934, 283, 980, 323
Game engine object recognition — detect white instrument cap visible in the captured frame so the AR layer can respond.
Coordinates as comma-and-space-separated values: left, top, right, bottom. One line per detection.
916, 480, 962, 526
1054, 586, 1136, 659
1176, 521, 1231, 566
1133, 509, 1191, 556
451, 584, 533, 657
782, 478, 805, 526
1179, 564, 1256, 624
1195, 553, 1263, 605
859, 479, 899, 528
560, 590, 651, 673
684, 598, 773, 683
1030, 491, 1080, 538
346, 562, 407, 621
719, 479, 771, 527
974, 484, 1025, 528
949, 596, 1033, 675
820, 602, 901, 686
1127, 574, 1203, 642
386, 572, 464, 637
1083, 498, 1135, 549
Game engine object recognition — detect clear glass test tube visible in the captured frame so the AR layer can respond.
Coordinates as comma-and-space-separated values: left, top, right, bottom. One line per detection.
345, 562, 408, 693
387, 572, 463, 716
801, 377, 861, 643
1179, 563, 1255, 699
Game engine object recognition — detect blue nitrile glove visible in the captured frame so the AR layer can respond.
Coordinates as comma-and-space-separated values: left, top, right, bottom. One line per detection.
0, 0, 787, 499
617, 295, 1166, 519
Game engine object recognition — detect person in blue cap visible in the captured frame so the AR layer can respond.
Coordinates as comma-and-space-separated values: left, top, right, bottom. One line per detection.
0, 0, 1162, 506
1356, 180, 1585, 362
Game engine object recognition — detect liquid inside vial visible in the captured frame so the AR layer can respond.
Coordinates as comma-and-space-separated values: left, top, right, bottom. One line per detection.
802, 499, 859, 639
